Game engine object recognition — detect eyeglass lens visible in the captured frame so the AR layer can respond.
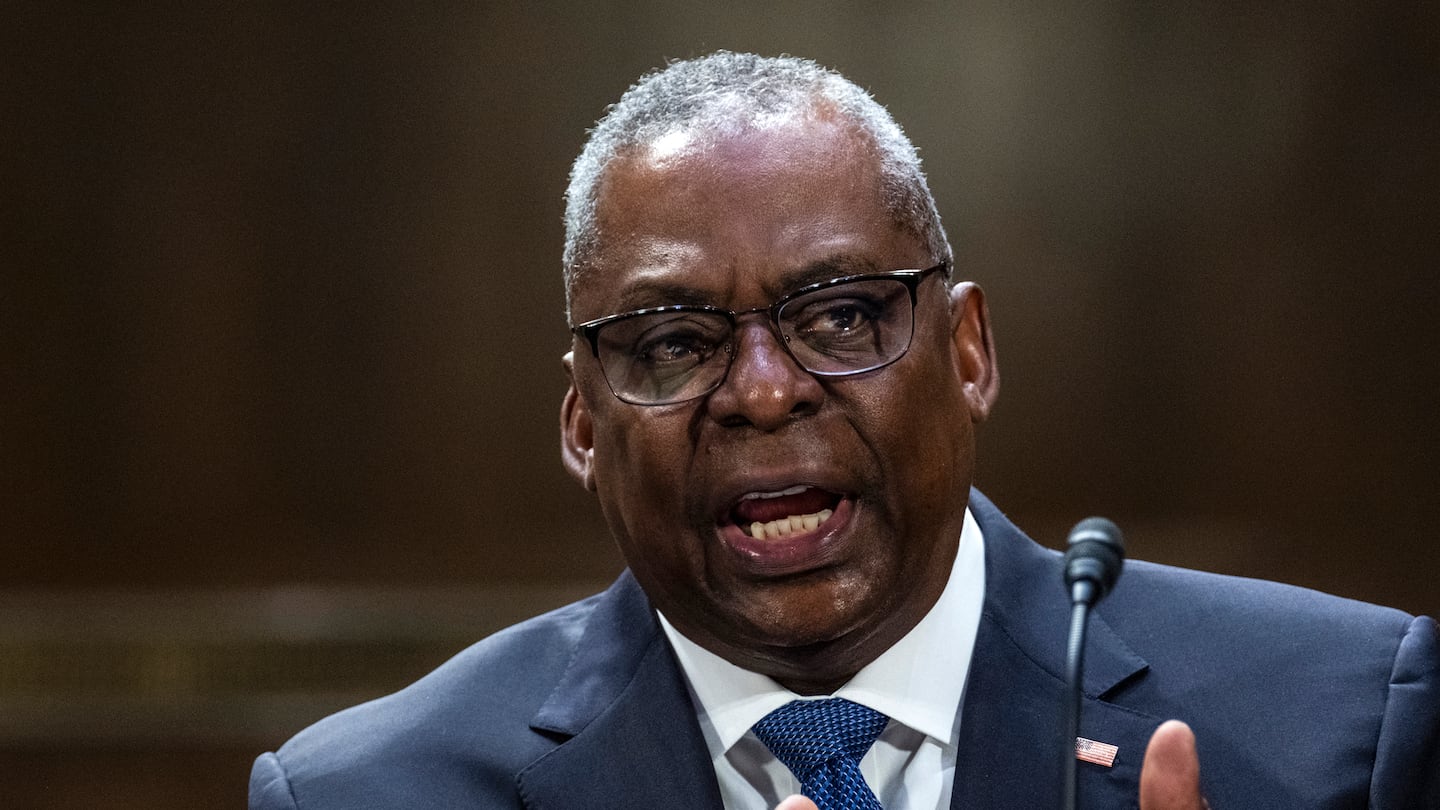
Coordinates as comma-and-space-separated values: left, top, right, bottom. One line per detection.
593, 276, 917, 405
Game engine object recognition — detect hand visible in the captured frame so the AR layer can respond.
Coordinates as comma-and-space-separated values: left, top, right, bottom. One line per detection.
774, 796, 818, 810
1139, 720, 1208, 809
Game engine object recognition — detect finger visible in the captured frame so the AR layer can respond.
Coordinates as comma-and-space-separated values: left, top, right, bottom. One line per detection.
775, 795, 819, 810
1139, 720, 1205, 810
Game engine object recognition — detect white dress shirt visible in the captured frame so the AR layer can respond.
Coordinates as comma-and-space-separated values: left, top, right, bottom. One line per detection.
658, 508, 986, 810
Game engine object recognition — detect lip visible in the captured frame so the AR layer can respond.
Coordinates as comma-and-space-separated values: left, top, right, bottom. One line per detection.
716, 496, 855, 576
709, 463, 853, 516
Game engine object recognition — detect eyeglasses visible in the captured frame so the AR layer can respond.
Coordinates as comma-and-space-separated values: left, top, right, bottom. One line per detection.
571, 262, 949, 405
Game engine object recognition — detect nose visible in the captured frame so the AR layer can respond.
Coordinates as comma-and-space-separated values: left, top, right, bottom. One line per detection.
705, 318, 824, 430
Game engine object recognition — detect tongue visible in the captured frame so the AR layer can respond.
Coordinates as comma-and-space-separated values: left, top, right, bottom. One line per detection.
732, 488, 838, 524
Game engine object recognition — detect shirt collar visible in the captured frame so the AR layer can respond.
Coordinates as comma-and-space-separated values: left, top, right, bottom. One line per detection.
658, 507, 986, 752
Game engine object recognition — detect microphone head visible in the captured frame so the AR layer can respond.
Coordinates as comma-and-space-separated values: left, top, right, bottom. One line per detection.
1063, 517, 1126, 603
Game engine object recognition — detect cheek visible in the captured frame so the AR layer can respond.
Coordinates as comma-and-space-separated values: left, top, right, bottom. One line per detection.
871, 361, 974, 512
590, 406, 699, 531
594, 411, 687, 474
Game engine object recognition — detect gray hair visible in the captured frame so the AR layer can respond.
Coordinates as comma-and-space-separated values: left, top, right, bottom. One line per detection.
562, 51, 949, 316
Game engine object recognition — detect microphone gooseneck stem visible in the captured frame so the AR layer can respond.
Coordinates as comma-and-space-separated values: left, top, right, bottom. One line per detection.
1063, 598, 1090, 810
1060, 516, 1124, 810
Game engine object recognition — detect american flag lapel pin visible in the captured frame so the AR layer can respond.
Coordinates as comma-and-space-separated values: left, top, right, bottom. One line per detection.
1075, 736, 1119, 767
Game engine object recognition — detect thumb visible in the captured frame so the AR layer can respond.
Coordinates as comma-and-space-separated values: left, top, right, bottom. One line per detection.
1140, 720, 1206, 809
775, 796, 819, 810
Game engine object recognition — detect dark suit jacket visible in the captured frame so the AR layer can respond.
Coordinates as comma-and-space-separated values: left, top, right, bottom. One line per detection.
250, 491, 1440, 808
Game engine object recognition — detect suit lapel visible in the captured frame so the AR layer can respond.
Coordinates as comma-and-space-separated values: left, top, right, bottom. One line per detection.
954, 492, 1161, 808
517, 573, 723, 810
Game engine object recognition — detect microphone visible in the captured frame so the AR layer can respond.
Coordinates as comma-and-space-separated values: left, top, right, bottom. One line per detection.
1062, 517, 1125, 810
1064, 517, 1125, 608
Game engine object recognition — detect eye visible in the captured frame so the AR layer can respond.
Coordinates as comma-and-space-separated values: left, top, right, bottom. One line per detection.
636, 332, 710, 364
791, 296, 884, 339
629, 316, 726, 366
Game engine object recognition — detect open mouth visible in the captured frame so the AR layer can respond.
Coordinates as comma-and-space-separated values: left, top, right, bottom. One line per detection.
728, 485, 843, 540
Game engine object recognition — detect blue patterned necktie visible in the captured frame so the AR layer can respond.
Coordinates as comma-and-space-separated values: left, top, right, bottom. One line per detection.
751, 698, 889, 810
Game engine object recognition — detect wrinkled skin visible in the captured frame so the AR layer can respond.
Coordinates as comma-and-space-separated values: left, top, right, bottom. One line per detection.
561, 108, 998, 695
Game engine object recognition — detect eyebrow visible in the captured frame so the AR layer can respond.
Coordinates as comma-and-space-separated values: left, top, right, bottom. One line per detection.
610, 281, 716, 312
777, 255, 886, 290
609, 254, 889, 313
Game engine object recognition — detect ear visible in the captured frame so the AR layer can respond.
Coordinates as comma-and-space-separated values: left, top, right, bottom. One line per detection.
948, 281, 1000, 423
560, 350, 597, 492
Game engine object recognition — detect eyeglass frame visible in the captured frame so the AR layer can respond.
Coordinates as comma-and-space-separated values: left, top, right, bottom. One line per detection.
569, 260, 952, 406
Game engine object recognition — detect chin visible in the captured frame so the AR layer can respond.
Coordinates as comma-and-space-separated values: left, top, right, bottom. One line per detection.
735, 595, 878, 653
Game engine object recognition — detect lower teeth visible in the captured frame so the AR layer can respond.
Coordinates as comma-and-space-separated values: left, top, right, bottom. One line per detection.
748, 508, 834, 540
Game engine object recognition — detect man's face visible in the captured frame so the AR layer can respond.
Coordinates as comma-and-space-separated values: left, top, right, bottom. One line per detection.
562, 111, 997, 693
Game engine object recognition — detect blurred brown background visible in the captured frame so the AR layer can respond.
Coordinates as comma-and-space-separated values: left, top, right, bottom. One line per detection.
2, 2, 1437, 807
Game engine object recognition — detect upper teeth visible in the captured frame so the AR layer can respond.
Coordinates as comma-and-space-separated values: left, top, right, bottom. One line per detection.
741, 485, 810, 500
748, 509, 833, 540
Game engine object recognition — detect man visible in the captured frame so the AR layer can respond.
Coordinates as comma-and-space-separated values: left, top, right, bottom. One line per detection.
250, 52, 1439, 809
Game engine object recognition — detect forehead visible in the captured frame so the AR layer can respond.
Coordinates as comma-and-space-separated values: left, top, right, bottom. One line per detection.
572, 114, 926, 319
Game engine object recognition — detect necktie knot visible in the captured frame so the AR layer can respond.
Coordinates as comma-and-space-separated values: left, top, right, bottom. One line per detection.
751, 698, 888, 810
